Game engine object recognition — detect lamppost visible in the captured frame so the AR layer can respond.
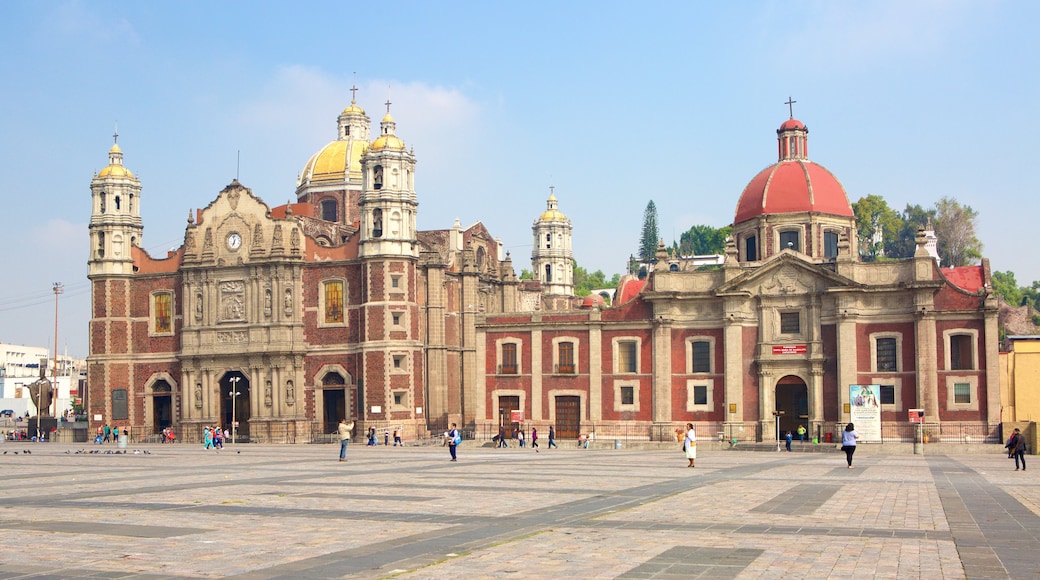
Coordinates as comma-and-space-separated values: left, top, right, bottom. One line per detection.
228, 376, 241, 445
52, 282, 63, 418
773, 410, 785, 452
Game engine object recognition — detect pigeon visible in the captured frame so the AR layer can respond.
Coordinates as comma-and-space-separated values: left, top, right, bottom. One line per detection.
24, 450, 30, 454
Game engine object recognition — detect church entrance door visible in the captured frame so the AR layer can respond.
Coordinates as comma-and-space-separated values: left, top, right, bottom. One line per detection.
775, 376, 808, 440
322, 372, 348, 434
220, 371, 251, 440
151, 379, 173, 434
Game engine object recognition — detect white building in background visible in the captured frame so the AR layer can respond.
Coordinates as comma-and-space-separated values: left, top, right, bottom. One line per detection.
0, 341, 84, 417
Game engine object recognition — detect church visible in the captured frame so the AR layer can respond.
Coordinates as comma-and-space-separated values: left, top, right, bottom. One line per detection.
86, 97, 1000, 444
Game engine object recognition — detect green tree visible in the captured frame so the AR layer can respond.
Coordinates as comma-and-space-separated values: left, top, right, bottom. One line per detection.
519, 268, 533, 280
933, 196, 983, 267
992, 270, 1025, 306
852, 194, 902, 261
637, 200, 660, 262
887, 204, 935, 259
676, 224, 732, 256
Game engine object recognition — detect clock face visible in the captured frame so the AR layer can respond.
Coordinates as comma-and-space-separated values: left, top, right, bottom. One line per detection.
227, 232, 242, 250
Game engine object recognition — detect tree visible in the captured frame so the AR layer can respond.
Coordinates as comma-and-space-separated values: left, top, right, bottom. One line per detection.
676, 224, 731, 256
933, 196, 983, 267
852, 195, 902, 261
886, 203, 935, 259
519, 268, 533, 280
992, 270, 1025, 306
637, 200, 659, 262
573, 261, 621, 301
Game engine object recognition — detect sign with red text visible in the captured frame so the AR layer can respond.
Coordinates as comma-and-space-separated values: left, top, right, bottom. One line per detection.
772, 345, 807, 355
510, 410, 524, 423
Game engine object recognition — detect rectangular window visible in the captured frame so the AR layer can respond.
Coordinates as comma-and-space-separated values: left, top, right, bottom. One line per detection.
154, 293, 172, 333
745, 236, 757, 261
876, 337, 897, 371
618, 341, 637, 373
780, 230, 800, 252
393, 355, 404, 369
620, 385, 634, 405
501, 343, 518, 374
392, 313, 402, 326
950, 334, 973, 370
692, 384, 708, 406
954, 382, 971, 404
558, 341, 575, 374
393, 391, 405, 406
824, 231, 839, 258
691, 341, 710, 373
324, 281, 344, 324
112, 389, 129, 421
880, 385, 895, 405
780, 312, 800, 334
391, 276, 400, 288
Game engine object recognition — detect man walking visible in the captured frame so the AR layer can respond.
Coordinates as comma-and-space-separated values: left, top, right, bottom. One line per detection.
1008, 428, 1027, 471
337, 418, 354, 462
497, 425, 508, 448
548, 425, 558, 449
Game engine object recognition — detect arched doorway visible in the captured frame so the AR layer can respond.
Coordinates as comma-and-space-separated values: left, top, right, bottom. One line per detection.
220, 371, 251, 441
775, 375, 808, 441
152, 380, 173, 434
322, 371, 348, 433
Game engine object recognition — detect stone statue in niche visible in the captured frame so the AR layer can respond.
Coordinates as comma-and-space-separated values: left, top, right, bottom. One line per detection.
264, 380, 273, 407
285, 380, 295, 406
290, 228, 300, 250
194, 383, 203, 409
264, 288, 272, 319
272, 224, 283, 248
284, 288, 293, 317
253, 223, 264, 248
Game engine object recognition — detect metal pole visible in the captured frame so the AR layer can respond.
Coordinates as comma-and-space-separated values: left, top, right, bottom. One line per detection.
52, 282, 63, 419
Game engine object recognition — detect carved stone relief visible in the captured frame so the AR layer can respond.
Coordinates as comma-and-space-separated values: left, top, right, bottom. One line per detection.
265, 380, 273, 407
286, 380, 295, 406
220, 281, 246, 321
194, 383, 203, 409
264, 288, 272, 319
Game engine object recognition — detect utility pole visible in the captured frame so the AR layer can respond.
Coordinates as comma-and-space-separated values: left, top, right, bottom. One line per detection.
52, 282, 63, 418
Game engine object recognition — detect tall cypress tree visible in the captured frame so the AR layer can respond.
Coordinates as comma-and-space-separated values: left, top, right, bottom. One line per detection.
638, 200, 659, 262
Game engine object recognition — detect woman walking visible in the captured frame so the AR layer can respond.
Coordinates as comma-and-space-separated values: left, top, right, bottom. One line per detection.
841, 423, 859, 468
683, 423, 697, 467
531, 427, 539, 451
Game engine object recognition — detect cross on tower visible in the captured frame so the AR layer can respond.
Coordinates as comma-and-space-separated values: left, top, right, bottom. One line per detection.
113, 122, 119, 144
785, 96, 797, 119
549, 185, 555, 196
349, 84, 358, 103
385, 99, 392, 114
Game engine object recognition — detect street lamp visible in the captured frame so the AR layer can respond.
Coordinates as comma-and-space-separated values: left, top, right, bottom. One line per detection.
228, 376, 242, 445
773, 410, 785, 452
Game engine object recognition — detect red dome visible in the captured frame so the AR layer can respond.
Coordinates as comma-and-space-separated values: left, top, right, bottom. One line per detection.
779, 118, 806, 131
733, 160, 853, 224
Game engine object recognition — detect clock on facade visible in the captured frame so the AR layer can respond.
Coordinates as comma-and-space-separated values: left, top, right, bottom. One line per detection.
227, 232, 242, 250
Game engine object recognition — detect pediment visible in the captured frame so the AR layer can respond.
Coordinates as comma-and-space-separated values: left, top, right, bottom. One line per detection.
717, 253, 862, 296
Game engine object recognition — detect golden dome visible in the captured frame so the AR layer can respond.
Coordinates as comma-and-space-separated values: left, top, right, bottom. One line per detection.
342, 103, 365, 116
301, 139, 368, 183
98, 164, 135, 178
382, 112, 395, 123
370, 134, 407, 151
539, 208, 566, 222
109, 143, 122, 154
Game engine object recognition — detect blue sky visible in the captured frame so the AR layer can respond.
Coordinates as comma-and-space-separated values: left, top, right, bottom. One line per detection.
2, 1, 1038, 358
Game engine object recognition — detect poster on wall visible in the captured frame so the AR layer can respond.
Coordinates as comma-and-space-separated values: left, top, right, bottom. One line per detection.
849, 384, 882, 443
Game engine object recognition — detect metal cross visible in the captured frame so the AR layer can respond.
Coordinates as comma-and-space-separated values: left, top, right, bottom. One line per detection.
785, 96, 797, 119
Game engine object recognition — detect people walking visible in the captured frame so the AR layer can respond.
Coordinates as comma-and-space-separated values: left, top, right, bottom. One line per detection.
102, 424, 111, 444
337, 418, 354, 462
531, 427, 539, 451
212, 427, 223, 449
548, 425, 558, 449
1008, 428, 1027, 471
518, 429, 526, 448
785, 430, 793, 452
203, 426, 214, 449
497, 425, 508, 448
393, 429, 402, 446
447, 423, 460, 461
683, 423, 697, 467
841, 423, 859, 468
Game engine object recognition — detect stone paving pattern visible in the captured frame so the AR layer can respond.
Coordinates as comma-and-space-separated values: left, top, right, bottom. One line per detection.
0, 441, 1037, 579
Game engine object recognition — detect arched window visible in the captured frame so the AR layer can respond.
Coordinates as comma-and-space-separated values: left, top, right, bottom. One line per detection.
476, 247, 486, 270
321, 199, 338, 222
780, 230, 800, 252
544, 263, 552, 282
373, 165, 383, 190
744, 235, 757, 261
115, 195, 121, 210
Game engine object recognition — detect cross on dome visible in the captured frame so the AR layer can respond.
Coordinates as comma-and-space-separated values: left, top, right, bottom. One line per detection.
785, 96, 797, 119
350, 84, 358, 103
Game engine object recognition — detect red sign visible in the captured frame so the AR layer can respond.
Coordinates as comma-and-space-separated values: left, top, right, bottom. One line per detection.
908, 409, 924, 423
772, 345, 807, 355
510, 410, 524, 423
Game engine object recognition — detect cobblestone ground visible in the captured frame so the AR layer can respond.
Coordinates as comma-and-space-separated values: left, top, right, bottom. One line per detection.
0, 442, 1037, 579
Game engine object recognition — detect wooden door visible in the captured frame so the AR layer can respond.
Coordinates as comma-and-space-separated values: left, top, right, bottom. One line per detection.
554, 395, 581, 440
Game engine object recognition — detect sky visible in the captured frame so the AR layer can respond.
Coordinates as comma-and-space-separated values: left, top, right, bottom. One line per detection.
1, 1, 1038, 359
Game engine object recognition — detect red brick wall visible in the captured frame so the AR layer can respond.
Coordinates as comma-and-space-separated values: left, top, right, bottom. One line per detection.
742, 325, 760, 421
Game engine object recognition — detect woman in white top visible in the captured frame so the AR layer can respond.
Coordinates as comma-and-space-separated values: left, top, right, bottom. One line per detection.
683, 423, 697, 468
841, 423, 860, 468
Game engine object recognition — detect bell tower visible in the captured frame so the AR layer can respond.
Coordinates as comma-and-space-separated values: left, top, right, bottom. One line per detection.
359, 104, 418, 258
88, 132, 143, 277
531, 188, 574, 296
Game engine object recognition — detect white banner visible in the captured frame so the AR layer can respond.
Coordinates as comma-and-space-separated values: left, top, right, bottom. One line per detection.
849, 384, 882, 443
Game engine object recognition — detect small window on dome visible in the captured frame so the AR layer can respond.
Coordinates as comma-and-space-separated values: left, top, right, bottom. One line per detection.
780, 231, 800, 252
745, 236, 757, 261
824, 231, 839, 258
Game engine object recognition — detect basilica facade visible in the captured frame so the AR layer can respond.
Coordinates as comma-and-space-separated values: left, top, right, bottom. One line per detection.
86, 101, 1000, 444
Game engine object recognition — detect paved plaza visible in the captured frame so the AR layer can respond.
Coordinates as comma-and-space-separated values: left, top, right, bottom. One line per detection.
0, 440, 1037, 579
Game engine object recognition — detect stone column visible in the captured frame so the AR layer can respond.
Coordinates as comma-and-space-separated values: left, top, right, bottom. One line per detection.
723, 310, 745, 440
531, 327, 543, 421
588, 310, 603, 423
652, 316, 672, 424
